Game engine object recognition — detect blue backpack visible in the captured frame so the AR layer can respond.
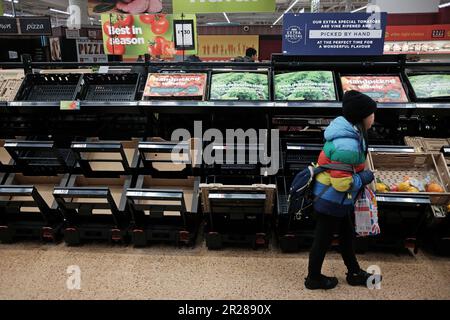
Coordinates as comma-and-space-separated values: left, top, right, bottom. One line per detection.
288, 163, 354, 220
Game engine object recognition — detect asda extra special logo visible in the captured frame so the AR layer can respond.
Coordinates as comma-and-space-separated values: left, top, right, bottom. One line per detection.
285, 25, 303, 44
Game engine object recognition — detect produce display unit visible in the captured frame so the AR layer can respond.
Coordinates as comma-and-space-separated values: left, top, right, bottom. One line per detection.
0, 139, 75, 243
57, 139, 139, 245
127, 139, 201, 247
0, 56, 449, 254
403, 137, 450, 255
201, 143, 276, 250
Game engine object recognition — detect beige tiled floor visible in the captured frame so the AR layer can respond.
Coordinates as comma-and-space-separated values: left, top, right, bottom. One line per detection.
0, 241, 449, 300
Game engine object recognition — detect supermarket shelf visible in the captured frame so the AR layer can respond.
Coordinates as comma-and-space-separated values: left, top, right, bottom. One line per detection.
2, 101, 450, 115
416, 103, 450, 109
376, 194, 431, 204
4, 101, 141, 114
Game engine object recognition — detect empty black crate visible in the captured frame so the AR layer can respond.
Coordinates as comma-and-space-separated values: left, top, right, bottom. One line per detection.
16, 74, 81, 101
81, 73, 139, 102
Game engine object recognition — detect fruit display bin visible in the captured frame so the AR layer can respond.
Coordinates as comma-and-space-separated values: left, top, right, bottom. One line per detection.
128, 139, 201, 247
201, 181, 276, 250
15, 73, 82, 102
368, 152, 450, 204
80, 73, 140, 102
54, 175, 133, 246
0, 173, 69, 243
127, 176, 201, 247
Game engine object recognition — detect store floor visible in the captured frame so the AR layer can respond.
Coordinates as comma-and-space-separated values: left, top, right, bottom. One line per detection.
0, 240, 449, 300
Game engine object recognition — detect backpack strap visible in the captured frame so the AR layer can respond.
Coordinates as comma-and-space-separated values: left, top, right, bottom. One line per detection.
319, 163, 355, 172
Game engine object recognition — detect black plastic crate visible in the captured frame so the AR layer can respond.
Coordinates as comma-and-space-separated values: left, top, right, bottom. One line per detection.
16, 74, 82, 102
81, 73, 139, 102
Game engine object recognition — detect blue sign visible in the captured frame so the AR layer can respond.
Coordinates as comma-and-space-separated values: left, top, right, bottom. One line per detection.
282, 12, 387, 56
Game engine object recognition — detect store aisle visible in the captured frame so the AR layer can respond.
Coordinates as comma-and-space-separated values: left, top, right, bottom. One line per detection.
0, 242, 449, 300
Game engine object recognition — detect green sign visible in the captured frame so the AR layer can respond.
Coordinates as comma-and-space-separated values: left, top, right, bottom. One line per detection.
172, 0, 275, 13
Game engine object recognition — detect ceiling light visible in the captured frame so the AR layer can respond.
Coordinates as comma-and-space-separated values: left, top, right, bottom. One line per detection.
5, 0, 19, 3
223, 12, 230, 23
351, 5, 368, 13
3, 13, 14, 17
439, 1, 450, 8
272, 0, 300, 25
49, 8, 70, 15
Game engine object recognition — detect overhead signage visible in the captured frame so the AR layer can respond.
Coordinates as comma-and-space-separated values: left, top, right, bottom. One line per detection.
282, 12, 387, 56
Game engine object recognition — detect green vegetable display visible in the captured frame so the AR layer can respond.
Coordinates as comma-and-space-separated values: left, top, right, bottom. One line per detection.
275, 71, 336, 101
210, 72, 269, 101
408, 74, 450, 99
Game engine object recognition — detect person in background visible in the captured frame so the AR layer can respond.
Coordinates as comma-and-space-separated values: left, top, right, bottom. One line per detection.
131, 55, 146, 75
186, 55, 202, 62
305, 90, 381, 290
234, 48, 257, 62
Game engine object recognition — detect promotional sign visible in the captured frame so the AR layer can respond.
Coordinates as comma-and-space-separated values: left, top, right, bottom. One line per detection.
88, 30, 99, 39
172, 0, 275, 13
198, 35, 259, 61
384, 40, 450, 55
408, 74, 450, 99
143, 73, 207, 98
88, 0, 162, 16
19, 17, 52, 35
0, 17, 18, 35
50, 37, 62, 61
101, 13, 197, 57
66, 28, 81, 39
76, 38, 108, 63
341, 75, 408, 103
275, 71, 336, 101
210, 72, 269, 101
386, 25, 450, 41
283, 12, 387, 56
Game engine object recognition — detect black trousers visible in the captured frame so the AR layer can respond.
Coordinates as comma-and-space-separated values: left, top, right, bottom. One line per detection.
308, 211, 360, 279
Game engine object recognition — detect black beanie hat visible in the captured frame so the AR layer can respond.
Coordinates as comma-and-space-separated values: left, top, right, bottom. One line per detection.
342, 90, 377, 125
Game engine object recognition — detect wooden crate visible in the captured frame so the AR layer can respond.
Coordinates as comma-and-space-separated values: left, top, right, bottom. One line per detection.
0, 69, 24, 102
404, 136, 425, 152
368, 152, 450, 204
404, 136, 450, 153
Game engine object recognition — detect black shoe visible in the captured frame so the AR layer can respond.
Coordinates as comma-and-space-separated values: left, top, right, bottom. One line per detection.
346, 269, 382, 287
305, 274, 338, 290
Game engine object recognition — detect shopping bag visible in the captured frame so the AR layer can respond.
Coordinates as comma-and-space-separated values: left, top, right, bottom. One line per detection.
354, 187, 380, 237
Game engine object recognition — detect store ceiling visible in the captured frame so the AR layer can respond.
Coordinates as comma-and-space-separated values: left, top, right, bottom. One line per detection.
1, 0, 448, 26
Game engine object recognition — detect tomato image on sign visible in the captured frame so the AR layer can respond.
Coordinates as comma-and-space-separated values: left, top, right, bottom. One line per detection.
91, 0, 162, 15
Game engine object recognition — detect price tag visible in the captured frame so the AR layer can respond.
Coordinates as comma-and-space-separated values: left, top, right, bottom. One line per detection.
173, 19, 195, 50
72, 144, 87, 149
4, 143, 18, 147
54, 189, 69, 195
60, 101, 80, 111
